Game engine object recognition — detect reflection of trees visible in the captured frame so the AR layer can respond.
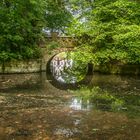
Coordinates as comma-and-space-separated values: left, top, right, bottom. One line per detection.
0, 74, 41, 91
71, 86, 125, 111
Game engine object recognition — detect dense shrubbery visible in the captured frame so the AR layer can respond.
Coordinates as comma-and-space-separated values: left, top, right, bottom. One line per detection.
0, 0, 47, 62
0, 0, 140, 65
0, 0, 73, 62
45, 0, 72, 32
68, 0, 140, 65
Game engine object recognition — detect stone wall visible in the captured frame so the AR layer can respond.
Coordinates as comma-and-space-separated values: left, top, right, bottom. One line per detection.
45, 36, 76, 48
0, 60, 42, 74
0, 48, 73, 74
94, 64, 140, 75
0, 36, 140, 75
0, 36, 75, 74
0, 55, 140, 75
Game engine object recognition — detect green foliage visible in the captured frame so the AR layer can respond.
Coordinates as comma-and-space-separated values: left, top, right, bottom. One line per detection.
66, 52, 88, 81
1, 0, 140, 65
71, 86, 124, 111
52, 52, 88, 83
68, 0, 140, 65
47, 41, 61, 54
45, 0, 73, 32
0, 0, 46, 62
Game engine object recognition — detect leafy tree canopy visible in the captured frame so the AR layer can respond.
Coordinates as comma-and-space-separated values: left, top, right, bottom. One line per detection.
0, 0, 47, 61
45, 0, 73, 32
1, 0, 140, 66
68, 0, 140, 65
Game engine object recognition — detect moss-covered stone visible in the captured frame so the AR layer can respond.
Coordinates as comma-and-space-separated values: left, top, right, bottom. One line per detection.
0, 60, 42, 74
94, 64, 140, 75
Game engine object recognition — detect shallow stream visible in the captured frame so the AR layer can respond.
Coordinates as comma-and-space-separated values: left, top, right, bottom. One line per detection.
0, 72, 140, 140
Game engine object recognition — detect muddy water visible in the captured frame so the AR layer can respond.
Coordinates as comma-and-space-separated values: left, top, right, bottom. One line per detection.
0, 72, 140, 140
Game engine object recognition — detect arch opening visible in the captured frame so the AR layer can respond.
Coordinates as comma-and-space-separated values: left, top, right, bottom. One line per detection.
46, 51, 93, 89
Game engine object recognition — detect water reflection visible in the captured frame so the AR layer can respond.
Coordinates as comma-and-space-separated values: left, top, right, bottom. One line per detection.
70, 98, 92, 111
70, 86, 126, 112
50, 52, 88, 84
0, 73, 140, 140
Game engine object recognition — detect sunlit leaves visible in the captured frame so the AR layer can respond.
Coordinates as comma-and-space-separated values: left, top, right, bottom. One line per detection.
68, 0, 140, 64
0, 0, 47, 61
45, 0, 72, 32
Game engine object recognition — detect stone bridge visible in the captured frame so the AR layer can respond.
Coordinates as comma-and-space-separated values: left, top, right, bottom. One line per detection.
1, 36, 139, 75
0, 36, 76, 73
41, 47, 74, 72
41, 36, 75, 71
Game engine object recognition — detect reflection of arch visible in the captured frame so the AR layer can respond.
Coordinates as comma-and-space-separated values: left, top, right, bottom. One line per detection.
46, 52, 93, 90
70, 98, 92, 110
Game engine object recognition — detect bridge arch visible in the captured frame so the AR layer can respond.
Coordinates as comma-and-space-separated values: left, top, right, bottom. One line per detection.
45, 51, 93, 90
41, 47, 74, 72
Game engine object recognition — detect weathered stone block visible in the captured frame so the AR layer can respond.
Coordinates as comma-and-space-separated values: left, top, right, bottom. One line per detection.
0, 60, 42, 74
